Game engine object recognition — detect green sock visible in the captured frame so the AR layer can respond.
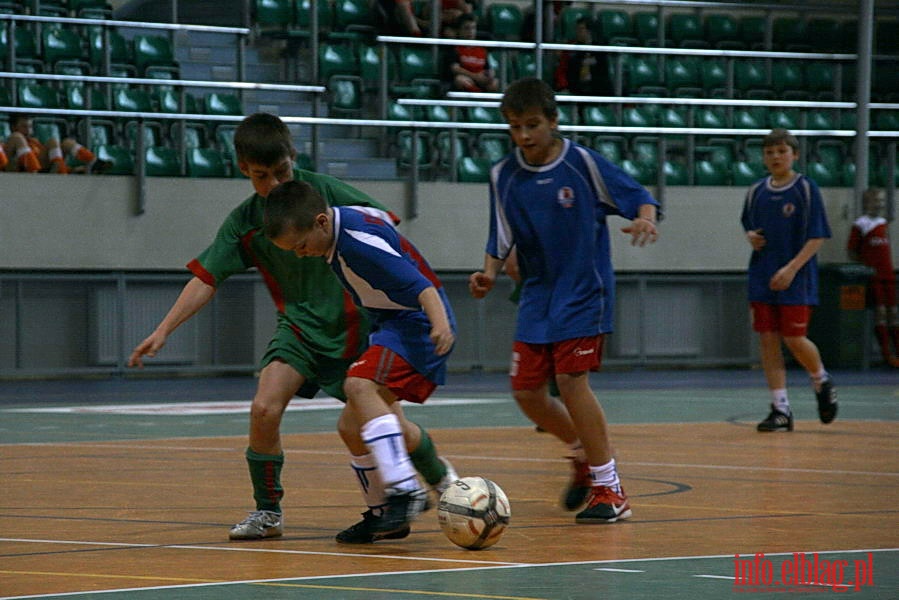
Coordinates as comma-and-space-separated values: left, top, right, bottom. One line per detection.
408, 424, 446, 486
245, 447, 284, 513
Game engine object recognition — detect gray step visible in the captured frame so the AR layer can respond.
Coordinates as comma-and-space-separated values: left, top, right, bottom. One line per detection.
320, 157, 397, 180
299, 137, 381, 160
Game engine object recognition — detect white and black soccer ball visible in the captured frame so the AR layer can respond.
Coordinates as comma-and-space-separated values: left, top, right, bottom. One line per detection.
437, 476, 511, 549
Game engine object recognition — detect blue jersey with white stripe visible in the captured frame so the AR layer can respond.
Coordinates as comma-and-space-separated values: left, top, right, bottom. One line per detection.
486, 138, 657, 343
740, 174, 831, 305
328, 206, 455, 383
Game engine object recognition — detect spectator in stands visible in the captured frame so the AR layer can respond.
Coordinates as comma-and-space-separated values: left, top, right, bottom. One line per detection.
554, 16, 613, 96
373, 0, 429, 37
420, 0, 474, 37
2, 114, 110, 174
847, 187, 899, 367
442, 13, 499, 93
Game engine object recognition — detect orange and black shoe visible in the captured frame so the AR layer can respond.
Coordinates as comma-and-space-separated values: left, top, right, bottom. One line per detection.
563, 457, 592, 510
575, 486, 632, 524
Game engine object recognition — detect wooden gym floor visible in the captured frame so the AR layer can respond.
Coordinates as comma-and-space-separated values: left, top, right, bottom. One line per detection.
0, 369, 896, 599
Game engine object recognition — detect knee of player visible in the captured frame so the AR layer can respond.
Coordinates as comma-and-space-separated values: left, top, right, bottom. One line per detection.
343, 376, 378, 402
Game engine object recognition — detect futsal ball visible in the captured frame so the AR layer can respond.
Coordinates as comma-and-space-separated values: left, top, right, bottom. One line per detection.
437, 476, 511, 550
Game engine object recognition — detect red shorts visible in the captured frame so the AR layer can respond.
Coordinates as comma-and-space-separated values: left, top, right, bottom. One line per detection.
750, 302, 812, 337
346, 345, 435, 404
510, 336, 604, 391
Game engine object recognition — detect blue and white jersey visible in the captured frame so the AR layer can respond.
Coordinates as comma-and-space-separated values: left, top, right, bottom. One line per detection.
327, 206, 456, 383
486, 138, 658, 343
740, 174, 831, 305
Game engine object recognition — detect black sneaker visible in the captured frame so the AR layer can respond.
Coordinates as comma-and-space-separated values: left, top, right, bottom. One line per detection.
815, 378, 838, 424
373, 487, 428, 536
335, 509, 411, 544
89, 158, 113, 174
757, 405, 794, 432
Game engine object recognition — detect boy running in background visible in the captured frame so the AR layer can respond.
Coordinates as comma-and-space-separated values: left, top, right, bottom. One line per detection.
469, 77, 659, 523
741, 128, 837, 431
847, 187, 898, 367
264, 180, 456, 539
128, 113, 456, 543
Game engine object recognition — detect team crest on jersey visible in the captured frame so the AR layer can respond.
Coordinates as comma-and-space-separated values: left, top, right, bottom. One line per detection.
557, 186, 575, 208
782, 202, 796, 218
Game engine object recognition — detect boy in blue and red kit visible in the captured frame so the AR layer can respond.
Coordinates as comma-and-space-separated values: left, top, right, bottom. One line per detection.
469, 77, 659, 523
264, 180, 456, 538
741, 128, 838, 432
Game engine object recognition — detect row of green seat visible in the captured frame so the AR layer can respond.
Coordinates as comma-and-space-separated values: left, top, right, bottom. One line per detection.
0, 24, 178, 78
0, 0, 111, 18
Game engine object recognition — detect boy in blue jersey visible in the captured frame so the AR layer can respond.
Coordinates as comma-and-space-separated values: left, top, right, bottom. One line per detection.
263, 179, 456, 539
741, 128, 837, 432
468, 77, 659, 524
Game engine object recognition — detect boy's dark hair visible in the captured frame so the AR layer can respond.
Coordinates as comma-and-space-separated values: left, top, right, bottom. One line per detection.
763, 128, 800, 152
234, 112, 297, 166
10, 113, 31, 127
263, 180, 328, 240
500, 77, 558, 120
454, 12, 476, 28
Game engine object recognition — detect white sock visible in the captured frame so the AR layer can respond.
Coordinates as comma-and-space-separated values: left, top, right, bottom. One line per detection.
589, 458, 621, 493
361, 414, 418, 492
350, 453, 386, 512
771, 388, 790, 413
48, 147, 63, 161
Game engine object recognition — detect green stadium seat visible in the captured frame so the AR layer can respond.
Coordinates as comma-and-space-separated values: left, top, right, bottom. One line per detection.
805, 62, 836, 97
626, 56, 662, 93
695, 106, 728, 129
359, 43, 394, 91
18, 82, 62, 109
204, 92, 243, 116
807, 160, 841, 186
69, 0, 112, 17
700, 58, 727, 94
132, 35, 177, 76
771, 61, 805, 97
581, 105, 618, 127
732, 160, 763, 185
773, 17, 810, 52
667, 13, 706, 48
435, 130, 471, 170
768, 108, 800, 130
95, 144, 134, 175
466, 105, 503, 125
88, 29, 134, 74
634, 12, 659, 46
622, 105, 656, 128
65, 85, 107, 110
329, 0, 375, 44
705, 14, 742, 49
32, 119, 66, 144
319, 42, 359, 81
456, 156, 492, 182
598, 10, 636, 45
186, 147, 228, 177
296, 0, 334, 33
486, 3, 523, 41
663, 159, 688, 185
592, 136, 625, 163
620, 158, 654, 185
807, 109, 838, 132
665, 56, 701, 93
144, 146, 181, 176
734, 60, 768, 94
41, 26, 89, 71
392, 46, 440, 97
513, 52, 555, 82
387, 100, 418, 122
326, 75, 363, 117
0, 26, 43, 72
396, 130, 432, 172
807, 18, 841, 53
631, 137, 659, 167
694, 159, 729, 185
739, 16, 766, 49
816, 140, 846, 170
475, 133, 509, 162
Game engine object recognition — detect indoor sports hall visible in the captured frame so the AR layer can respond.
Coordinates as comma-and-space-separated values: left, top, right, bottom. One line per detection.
1, 0, 898, 597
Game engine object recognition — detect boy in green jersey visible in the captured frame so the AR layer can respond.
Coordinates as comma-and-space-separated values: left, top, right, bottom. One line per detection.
129, 113, 457, 544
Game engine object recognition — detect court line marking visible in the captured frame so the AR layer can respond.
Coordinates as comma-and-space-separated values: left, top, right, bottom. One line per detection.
0, 538, 523, 566
594, 567, 645, 572
0, 548, 894, 600
6, 438, 897, 478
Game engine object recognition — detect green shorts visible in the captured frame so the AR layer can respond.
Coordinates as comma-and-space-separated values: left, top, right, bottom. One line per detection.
260, 321, 357, 401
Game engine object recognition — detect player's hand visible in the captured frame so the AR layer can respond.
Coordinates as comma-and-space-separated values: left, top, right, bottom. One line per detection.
621, 217, 658, 246
128, 332, 166, 368
769, 266, 796, 291
747, 229, 766, 251
468, 272, 495, 299
430, 326, 455, 356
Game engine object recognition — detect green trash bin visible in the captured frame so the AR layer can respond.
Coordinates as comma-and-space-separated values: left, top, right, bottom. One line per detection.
808, 263, 875, 369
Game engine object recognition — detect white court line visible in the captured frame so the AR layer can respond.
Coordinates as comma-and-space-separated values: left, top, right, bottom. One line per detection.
0, 537, 520, 566
1, 548, 894, 600
594, 568, 645, 572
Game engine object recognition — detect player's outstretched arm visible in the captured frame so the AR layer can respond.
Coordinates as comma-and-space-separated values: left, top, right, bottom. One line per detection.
620, 204, 659, 247
128, 277, 216, 368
